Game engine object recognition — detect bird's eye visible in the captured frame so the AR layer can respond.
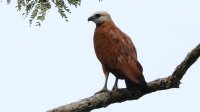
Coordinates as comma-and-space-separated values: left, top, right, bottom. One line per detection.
95, 14, 101, 18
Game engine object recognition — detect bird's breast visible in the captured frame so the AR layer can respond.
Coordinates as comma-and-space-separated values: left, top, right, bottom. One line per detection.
93, 32, 123, 70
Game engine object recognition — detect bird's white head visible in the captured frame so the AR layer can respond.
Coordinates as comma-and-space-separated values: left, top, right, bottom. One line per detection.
88, 11, 112, 25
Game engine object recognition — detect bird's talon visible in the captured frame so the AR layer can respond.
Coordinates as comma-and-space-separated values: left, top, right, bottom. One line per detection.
112, 87, 119, 91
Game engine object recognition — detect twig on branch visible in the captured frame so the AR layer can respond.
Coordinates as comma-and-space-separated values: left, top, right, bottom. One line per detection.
48, 43, 200, 112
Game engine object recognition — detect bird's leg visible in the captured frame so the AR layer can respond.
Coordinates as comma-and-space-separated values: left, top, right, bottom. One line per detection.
95, 71, 110, 94
112, 78, 119, 91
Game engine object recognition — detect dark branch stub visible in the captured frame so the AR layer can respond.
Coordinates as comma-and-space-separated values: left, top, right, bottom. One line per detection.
48, 43, 200, 112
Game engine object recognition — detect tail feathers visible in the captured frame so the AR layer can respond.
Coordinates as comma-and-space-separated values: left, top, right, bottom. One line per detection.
125, 76, 147, 92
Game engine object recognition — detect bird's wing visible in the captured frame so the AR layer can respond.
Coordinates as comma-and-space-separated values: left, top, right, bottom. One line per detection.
117, 31, 145, 84
94, 26, 144, 84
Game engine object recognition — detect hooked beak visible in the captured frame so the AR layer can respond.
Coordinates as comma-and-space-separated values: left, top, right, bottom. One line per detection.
88, 16, 94, 22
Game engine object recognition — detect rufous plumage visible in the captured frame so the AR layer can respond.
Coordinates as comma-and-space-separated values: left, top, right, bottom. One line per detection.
88, 11, 147, 94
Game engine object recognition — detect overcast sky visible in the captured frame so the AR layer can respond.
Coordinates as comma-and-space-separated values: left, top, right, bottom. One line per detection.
0, 0, 200, 112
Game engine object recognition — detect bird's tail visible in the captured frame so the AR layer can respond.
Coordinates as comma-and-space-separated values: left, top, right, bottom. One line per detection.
125, 74, 147, 92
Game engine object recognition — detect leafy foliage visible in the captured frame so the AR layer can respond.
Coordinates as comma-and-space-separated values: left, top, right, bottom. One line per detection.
52, 0, 70, 22
7, 0, 81, 26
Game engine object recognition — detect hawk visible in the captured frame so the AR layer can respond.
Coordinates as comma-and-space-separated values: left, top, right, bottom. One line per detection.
88, 11, 147, 94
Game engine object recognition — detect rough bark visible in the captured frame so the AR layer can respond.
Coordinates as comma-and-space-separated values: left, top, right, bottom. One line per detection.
48, 43, 200, 112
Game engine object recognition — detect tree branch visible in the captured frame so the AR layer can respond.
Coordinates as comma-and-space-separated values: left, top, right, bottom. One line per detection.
48, 43, 200, 112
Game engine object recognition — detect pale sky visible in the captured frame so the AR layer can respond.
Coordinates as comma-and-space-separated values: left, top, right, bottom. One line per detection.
0, 0, 200, 112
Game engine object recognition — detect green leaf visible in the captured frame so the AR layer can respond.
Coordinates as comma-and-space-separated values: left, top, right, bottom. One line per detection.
11, 0, 83, 26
